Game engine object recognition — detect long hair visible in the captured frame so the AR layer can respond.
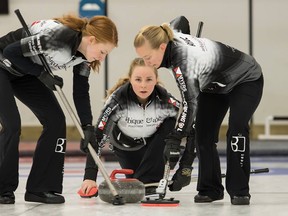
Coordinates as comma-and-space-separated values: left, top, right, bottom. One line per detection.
134, 23, 173, 49
54, 14, 118, 72
106, 58, 160, 98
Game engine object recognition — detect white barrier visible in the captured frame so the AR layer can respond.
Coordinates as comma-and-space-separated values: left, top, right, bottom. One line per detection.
258, 116, 288, 140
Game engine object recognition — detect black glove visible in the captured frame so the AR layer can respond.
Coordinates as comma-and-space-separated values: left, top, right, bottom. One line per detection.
169, 166, 192, 191
163, 136, 181, 170
38, 71, 63, 91
80, 125, 98, 153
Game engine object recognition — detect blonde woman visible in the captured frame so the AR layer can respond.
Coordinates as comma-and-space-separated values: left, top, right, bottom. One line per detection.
79, 58, 196, 197
134, 16, 263, 205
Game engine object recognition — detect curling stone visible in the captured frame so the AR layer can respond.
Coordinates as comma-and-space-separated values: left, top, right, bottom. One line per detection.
98, 169, 145, 203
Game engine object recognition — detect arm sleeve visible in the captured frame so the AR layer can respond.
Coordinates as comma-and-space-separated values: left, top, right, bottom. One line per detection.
84, 153, 98, 181
0, 28, 24, 50
166, 92, 181, 117
73, 64, 93, 126
157, 85, 181, 118
171, 63, 199, 139
84, 94, 120, 180
20, 25, 79, 57
94, 95, 120, 141
3, 41, 43, 76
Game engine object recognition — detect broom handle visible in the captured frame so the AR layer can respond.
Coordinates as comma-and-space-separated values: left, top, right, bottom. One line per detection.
14, 9, 119, 198
145, 167, 270, 187
191, 167, 270, 182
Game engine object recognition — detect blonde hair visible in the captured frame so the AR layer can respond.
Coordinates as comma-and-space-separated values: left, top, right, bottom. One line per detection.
134, 23, 174, 49
106, 58, 160, 98
54, 14, 118, 72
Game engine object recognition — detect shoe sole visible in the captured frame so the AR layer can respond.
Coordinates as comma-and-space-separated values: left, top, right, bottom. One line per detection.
194, 195, 224, 203
194, 198, 223, 203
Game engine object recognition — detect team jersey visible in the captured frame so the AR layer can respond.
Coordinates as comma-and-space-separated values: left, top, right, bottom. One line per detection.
20, 20, 90, 74
161, 17, 263, 139
0, 20, 93, 125
95, 82, 180, 146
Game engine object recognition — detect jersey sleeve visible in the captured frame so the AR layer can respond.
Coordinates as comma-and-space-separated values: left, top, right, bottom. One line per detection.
20, 21, 78, 58
171, 62, 199, 139
166, 91, 181, 115
94, 93, 120, 142
73, 66, 93, 126
0, 28, 24, 50
83, 152, 98, 181
83, 90, 122, 180
156, 85, 181, 118
3, 40, 43, 76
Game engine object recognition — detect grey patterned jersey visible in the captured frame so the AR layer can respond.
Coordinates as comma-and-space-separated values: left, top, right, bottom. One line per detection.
160, 27, 262, 138
95, 82, 180, 145
20, 19, 90, 77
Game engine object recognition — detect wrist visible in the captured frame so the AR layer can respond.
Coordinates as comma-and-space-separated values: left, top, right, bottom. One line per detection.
82, 124, 93, 129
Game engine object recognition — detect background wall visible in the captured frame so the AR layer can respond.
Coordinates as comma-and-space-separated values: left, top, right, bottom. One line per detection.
0, 0, 287, 135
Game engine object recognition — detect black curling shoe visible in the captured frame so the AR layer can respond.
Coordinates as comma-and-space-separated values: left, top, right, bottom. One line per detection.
25, 191, 65, 204
231, 195, 250, 205
194, 194, 224, 203
0, 192, 15, 204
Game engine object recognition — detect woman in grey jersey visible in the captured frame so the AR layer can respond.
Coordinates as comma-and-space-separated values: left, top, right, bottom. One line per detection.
0, 14, 118, 204
78, 58, 196, 197
134, 16, 263, 205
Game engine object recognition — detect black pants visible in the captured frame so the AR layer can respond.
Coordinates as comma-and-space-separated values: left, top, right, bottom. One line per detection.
0, 70, 66, 194
112, 118, 176, 184
195, 76, 264, 199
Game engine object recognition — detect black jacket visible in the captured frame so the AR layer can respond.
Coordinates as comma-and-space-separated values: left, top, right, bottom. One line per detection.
162, 16, 263, 139
0, 19, 93, 125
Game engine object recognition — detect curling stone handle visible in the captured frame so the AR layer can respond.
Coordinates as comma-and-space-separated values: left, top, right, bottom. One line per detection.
110, 169, 134, 179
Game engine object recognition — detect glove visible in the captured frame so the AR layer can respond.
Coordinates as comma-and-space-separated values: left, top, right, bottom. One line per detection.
169, 166, 192, 191
80, 125, 98, 153
38, 71, 63, 91
163, 136, 181, 170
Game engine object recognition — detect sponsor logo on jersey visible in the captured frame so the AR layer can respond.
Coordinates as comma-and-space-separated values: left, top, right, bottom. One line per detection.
173, 67, 188, 132
98, 107, 113, 130
31, 20, 41, 26
98, 121, 106, 130
173, 67, 187, 92
168, 97, 180, 107
180, 36, 195, 46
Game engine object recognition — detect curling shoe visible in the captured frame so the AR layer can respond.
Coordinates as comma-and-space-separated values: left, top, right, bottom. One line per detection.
231, 195, 250, 205
0, 192, 15, 204
25, 191, 65, 204
194, 193, 224, 203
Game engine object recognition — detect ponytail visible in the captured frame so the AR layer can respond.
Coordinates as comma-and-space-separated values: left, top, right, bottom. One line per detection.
134, 23, 173, 49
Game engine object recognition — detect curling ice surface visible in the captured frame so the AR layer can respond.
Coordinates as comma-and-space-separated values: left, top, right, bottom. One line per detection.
2, 157, 288, 216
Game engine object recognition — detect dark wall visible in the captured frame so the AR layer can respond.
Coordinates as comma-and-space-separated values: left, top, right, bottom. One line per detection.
0, 0, 9, 14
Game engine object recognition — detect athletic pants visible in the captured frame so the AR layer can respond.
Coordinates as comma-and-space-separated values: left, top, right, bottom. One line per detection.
112, 118, 176, 184
0, 69, 66, 194
195, 75, 264, 199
